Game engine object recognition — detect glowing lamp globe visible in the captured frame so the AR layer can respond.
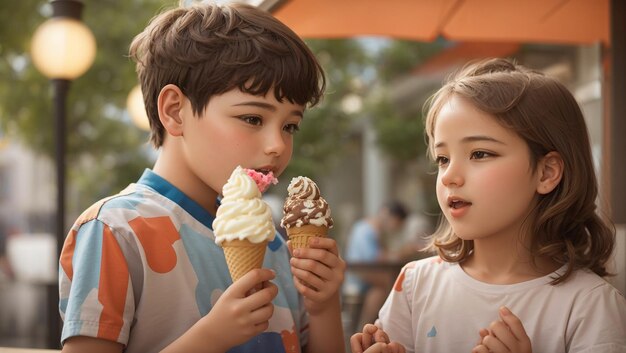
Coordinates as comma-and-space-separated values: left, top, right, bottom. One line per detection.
127, 85, 150, 131
31, 17, 96, 80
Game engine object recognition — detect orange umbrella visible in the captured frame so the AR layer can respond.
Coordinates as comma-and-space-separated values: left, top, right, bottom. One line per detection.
272, 0, 609, 45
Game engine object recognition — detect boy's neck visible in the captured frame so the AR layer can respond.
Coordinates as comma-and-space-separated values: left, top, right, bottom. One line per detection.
152, 147, 219, 215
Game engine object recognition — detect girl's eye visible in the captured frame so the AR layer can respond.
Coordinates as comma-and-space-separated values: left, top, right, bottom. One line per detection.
435, 156, 449, 166
283, 123, 300, 134
470, 151, 491, 159
240, 115, 262, 126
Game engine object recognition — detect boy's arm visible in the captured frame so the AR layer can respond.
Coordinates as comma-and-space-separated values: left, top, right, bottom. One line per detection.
303, 293, 344, 353
62, 336, 124, 353
161, 269, 278, 353
289, 237, 346, 353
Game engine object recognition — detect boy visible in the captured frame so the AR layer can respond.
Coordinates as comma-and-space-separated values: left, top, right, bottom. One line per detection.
59, 2, 346, 353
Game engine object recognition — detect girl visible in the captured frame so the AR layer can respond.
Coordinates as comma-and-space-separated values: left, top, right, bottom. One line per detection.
351, 58, 626, 353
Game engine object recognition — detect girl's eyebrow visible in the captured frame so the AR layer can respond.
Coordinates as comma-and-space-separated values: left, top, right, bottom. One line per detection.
232, 101, 303, 117
434, 135, 506, 148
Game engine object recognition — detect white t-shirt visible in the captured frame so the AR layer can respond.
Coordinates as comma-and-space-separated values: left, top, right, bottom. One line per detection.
376, 256, 626, 353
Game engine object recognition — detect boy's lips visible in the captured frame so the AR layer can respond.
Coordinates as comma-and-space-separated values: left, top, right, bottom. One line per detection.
254, 167, 274, 175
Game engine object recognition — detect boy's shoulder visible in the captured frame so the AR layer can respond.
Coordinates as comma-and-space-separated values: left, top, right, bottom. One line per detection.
73, 183, 146, 228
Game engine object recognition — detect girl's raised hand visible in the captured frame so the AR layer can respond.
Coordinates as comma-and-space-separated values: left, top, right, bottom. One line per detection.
350, 324, 405, 353
472, 307, 532, 353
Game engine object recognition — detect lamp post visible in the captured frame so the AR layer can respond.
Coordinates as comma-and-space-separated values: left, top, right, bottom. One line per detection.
31, 0, 96, 347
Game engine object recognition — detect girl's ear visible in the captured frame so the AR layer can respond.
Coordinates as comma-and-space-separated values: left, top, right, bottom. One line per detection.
537, 151, 564, 195
157, 84, 186, 137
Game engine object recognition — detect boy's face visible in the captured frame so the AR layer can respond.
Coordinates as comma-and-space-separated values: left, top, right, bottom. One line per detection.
179, 86, 304, 197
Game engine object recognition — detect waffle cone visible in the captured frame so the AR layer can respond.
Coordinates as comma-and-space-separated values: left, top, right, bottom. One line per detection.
287, 224, 328, 249
221, 239, 268, 282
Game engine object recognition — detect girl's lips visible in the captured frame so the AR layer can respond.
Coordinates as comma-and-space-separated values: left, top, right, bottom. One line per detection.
447, 196, 472, 217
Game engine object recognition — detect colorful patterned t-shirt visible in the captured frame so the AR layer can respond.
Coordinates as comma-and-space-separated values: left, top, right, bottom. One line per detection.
59, 169, 307, 353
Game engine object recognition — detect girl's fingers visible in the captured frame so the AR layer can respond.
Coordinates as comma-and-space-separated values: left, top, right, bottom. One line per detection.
471, 344, 490, 353
489, 320, 516, 351
361, 324, 378, 349
388, 342, 406, 353
499, 306, 530, 342
350, 333, 365, 353
373, 328, 390, 343
482, 334, 508, 352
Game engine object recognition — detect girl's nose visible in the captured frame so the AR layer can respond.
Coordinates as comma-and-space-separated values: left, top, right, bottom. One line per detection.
440, 161, 464, 187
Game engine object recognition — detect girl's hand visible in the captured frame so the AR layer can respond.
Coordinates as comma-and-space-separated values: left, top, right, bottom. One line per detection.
288, 236, 346, 314
350, 324, 405, 353
361, 342, 406, 353
472, 307, 532, 353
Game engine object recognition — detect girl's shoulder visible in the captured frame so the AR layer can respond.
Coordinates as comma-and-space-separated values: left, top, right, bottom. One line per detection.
561, 268, 625, 298
401, 255, 456, 273
394, 256, 457, 291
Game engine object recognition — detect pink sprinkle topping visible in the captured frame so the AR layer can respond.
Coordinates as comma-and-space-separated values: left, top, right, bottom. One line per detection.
245, 168, 278, 193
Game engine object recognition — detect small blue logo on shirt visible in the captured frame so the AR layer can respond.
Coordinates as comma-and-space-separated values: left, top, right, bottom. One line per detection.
427, 326, 437, 337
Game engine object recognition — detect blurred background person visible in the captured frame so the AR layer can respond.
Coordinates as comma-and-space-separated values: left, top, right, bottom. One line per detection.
342, 200, 408, 332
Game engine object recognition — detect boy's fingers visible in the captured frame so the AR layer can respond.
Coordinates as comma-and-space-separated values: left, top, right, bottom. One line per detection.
242, 281, 278, 309
307, 236, 339, 256
499, 306, 530, 342
231, 269, 276, 297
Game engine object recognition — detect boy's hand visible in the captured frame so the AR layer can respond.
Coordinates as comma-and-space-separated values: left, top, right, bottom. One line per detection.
288, 236, 345, 313
471, 307, 532, 353
199, 269, 278, 351
350, 324, 405, 353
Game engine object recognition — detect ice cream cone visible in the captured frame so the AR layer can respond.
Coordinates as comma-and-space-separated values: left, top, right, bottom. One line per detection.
222, 239, 268, 282
287, 224, 328, 249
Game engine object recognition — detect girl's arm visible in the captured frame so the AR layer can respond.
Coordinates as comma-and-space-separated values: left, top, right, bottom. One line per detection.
288, 236, 346, 353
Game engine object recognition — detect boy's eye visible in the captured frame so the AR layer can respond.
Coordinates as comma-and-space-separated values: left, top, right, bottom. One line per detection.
470, 151, 491, 159
240, 115, 262, 126
284, 123, 300, 134
435, 156, 449, 166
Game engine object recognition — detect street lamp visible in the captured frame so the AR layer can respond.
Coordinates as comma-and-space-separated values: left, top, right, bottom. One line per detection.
30, 0, 96, 348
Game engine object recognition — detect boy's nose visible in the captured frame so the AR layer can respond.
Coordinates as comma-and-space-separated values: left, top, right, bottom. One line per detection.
264, 130, 286, 156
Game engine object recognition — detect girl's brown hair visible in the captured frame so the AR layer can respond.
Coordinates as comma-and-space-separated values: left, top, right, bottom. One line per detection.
424, 58, 615, 284
129, 2, 325, 147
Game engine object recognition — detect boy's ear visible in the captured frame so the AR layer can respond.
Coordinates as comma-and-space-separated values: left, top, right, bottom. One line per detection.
157, 84, 186, 137
536, 151, 564, 195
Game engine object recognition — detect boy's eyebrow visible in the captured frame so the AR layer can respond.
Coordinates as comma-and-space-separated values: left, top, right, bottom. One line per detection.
233, 101, 303, 117
434, 135, 506, 148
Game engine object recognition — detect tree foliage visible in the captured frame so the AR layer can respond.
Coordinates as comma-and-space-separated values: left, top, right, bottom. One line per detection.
0, 1, 441, 214
0, 0, 165, 213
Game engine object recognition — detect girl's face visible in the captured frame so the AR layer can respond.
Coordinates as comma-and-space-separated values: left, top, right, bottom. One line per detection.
433, 95, 541, 243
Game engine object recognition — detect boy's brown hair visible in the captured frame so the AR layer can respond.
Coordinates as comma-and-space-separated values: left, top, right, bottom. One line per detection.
129, 1, 325, 147
424, 58, 615, 284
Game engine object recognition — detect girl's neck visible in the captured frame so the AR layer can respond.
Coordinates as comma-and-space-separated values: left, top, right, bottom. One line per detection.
460, 235, 560, 285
